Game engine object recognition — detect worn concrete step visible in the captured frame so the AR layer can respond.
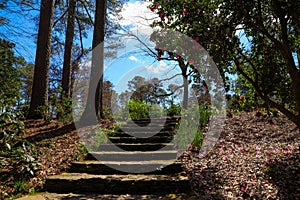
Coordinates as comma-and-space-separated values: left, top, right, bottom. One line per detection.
117, 126, 176, 132
119, 117, 180, 124
123, 121, 178, 127
108, 136, 173, 144
111, 131, 175, 138
17, 192, 198, 200
86, 150, 178, 161
69, 160, 183, 175
44, 173, 190, 194
95, 143, 174, 152
120, 121, 178, 128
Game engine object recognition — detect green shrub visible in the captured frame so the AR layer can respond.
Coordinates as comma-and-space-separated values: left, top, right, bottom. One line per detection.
37, 104, 51, 123
121, 99, 150, 120
84, 128, 109, 151
51, 88, 73, 123
198, 105, 211, 129
13, 180, 29, 194
0, 112, 40, 179
149, 104, 164, 118
167, 104, 181, 116
174, 104, 210, 151
192, 130, 204, 147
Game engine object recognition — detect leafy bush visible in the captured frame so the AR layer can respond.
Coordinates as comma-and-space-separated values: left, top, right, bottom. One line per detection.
0, 112, 40, 180
51, 88, 73, 123
84, 127, 109, 151
149, 104, 164, 118
192, 130, 204, 147
198, 105, 211, 129
167, 104, 181, 116
121, 99, 150, 120
37, 104, 51, 123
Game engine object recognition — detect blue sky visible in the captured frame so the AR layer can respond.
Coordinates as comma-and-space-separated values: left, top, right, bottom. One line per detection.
0, 0, 238, 97
0, 0, 186, 101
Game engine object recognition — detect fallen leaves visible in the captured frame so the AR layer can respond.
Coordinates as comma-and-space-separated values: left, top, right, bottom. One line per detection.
180, 112, 300, 199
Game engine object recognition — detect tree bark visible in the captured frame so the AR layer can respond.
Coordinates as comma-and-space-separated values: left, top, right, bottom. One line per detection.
179, 59, 188, 109
79, 0, 106, 126
62, 0, 76, 98
28, 0, 55, 119
94, 0, 106, 120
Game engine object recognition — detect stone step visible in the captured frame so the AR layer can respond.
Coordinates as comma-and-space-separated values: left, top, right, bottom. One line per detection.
118, 117, 180, 124
117, 126, 176, 132
108, 136, 173, 143
123, 121, 178, 127
95, 143, 174, 152
111, 131, 175, 138
86, 150, 178, 161
16, 192, 198, 199
69, 160, 183, 175
120, 121, 178, 127
44, 173, 190, 194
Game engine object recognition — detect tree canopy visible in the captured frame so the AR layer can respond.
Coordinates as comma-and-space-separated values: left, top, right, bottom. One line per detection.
149, 0, 300, 128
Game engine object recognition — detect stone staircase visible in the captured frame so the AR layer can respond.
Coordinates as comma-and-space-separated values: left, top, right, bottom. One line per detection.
43, 117, 196, 198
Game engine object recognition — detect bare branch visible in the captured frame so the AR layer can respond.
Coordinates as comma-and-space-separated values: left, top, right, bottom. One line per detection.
78, 0, 94, 26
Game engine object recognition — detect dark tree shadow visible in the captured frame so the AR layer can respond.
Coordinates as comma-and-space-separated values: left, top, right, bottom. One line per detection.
24, 123, 75, 143
186, 166, 225, 200
265, 153, 300, 200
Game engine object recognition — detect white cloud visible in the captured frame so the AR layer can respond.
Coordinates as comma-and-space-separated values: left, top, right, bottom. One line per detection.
129, 55, 138, 62
116, 1, 157, 36
145, 62, 168, 74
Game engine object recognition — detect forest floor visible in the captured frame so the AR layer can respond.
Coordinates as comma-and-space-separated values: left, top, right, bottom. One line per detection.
1, 112, 299, 199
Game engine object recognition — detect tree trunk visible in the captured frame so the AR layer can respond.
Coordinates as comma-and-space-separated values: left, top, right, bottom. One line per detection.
79, 0, 106, 126
62, 0, 76, 99
94, 0, 106, 120
182, 73, 189, 109
27, 0, 55, 119
179, 59, 188, 109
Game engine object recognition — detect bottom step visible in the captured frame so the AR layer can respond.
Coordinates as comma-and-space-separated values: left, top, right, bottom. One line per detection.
17, 192, 198, 200
44, 173, 191, 194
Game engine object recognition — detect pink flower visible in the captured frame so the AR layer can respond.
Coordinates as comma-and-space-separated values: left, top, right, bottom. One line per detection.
183, 9, 188, 15
273, 149, 279, 153
192, 44, 198, 49
241, 187, 246, 193
188, 59, 195, 65
150, 6, 155, 12
283, 150, 291, 155
239, 95, 245, 102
